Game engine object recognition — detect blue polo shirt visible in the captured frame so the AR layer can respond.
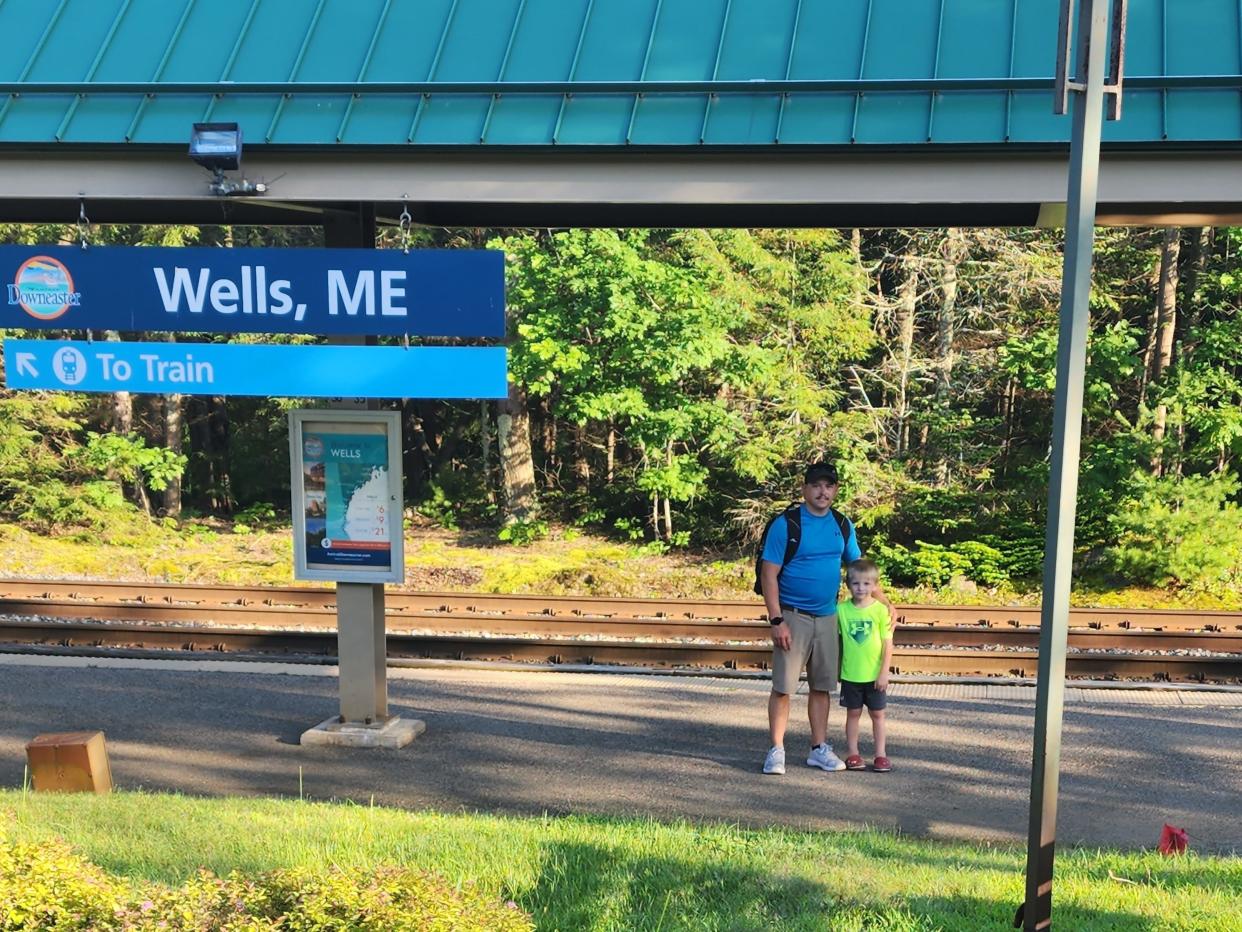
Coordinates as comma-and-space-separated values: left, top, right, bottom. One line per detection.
761, 506, 861, 616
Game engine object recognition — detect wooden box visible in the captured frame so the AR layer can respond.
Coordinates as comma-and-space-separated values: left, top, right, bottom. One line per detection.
25, 730, 113, 794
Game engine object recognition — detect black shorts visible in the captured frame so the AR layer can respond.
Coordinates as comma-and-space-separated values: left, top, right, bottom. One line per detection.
841, 679, 888, 711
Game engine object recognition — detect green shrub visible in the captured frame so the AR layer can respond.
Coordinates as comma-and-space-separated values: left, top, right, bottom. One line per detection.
0, 838, 532, 932
497, 519, 549, 546
876, 539, 1010, 588
1105, 472, 1242, 590
977, 534, 1045, 580
0, 836, 126, 931
233, 502, 278, 529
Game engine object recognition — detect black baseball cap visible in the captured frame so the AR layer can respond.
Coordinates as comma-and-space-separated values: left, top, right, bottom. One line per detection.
803, 461, 839, 484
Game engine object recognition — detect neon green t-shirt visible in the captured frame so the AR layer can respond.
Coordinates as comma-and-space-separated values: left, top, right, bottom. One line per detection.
836, 599, 893, 683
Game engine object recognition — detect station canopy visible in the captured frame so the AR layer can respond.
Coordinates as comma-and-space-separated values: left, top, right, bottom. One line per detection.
2, 0, 1242, 227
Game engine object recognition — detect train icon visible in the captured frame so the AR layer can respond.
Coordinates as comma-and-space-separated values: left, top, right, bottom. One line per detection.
52, 347, 86, 385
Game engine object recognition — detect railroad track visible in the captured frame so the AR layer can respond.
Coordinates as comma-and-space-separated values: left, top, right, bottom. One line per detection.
1, 579, 1239, 682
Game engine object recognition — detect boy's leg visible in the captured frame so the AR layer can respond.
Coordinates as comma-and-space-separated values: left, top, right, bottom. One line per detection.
845, 707, 863, 757
869, 708, 887, 758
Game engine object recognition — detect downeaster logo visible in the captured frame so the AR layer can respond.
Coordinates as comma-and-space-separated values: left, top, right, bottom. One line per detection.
7, 256, 81, 320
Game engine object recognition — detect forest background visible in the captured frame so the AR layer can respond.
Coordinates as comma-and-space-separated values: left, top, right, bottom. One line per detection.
1, 221, 1240, 606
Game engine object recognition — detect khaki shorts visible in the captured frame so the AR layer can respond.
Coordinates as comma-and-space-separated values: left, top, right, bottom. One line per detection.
771, 607, 840, 695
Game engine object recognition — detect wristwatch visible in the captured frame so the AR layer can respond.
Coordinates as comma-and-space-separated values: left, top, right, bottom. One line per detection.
769, 615, 784, 626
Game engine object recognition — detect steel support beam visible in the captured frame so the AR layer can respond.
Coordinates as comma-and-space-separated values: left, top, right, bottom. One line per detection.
1022, 1, 1113, 929
6, 151, 1242, 229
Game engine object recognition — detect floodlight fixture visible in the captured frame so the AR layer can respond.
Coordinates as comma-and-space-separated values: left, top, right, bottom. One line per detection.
188, 122, 267, 197
189, 122, 242, 172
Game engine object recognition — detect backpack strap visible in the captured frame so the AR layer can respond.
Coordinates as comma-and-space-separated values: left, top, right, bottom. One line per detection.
830, 507, 853, 565
779, 503, 802, 569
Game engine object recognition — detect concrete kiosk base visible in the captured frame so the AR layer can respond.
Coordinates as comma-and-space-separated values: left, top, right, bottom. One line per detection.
300, 715, 425, 749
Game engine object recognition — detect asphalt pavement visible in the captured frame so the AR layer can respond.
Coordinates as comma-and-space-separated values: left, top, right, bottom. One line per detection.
0, 654, 1239, 853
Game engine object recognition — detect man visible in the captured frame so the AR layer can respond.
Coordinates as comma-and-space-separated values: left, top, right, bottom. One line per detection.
759, 461, 862, 775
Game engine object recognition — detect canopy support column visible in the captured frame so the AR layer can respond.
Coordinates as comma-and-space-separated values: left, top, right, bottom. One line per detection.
1021, 1, 1113, 929
301, 204, 423, 749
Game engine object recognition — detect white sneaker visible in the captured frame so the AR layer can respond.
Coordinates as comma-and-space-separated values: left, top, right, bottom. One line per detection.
807, 743, 846, 772
762, 746, 786, 775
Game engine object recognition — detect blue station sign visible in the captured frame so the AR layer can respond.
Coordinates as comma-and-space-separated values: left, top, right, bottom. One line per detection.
0, 245, 504, 337
3, 339, 508, 399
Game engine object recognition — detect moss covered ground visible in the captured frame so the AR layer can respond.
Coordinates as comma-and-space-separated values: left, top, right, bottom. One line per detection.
0, 517, 1234, 610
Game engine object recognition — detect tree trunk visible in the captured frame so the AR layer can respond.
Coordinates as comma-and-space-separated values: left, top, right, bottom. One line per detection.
573, 423, 590, 488
209, 397, 235, 514
1000, 377, 1017, 480
480, 401, 494, 504
933, 231, 964, 486
893, 263, 918, 458
497, 381, 538, 522
662, 439, 674, 542
1178, 227, 1210, 337
606, 424, 617, 483
541, 395, 558, 489
1150, 229, 1180, 474
104, 332, 134, 434
1172, 227, 1210, 477
161, 333, 183, 518
163, 391, 183, 517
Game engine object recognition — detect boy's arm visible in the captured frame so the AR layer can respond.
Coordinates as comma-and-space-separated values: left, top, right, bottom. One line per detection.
876, 605, 894, 690
876, 636, 894, 691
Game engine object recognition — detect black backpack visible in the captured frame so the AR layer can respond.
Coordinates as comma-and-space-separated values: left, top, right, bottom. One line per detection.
752, 503, 853, 595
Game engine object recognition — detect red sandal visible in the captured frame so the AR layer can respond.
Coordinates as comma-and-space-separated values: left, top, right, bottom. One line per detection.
873, 756, 892, 772
844, 754, 866, 770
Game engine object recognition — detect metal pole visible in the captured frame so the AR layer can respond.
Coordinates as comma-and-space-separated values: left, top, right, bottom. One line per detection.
1022, 1, 1110, 929
324, 205, 388, 726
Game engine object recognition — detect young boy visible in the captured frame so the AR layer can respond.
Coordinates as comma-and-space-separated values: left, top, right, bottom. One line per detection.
837, 559, 894, 772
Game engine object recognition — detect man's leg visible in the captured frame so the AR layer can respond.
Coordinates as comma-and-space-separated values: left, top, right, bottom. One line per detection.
768, 690, 791, 747
807, 689, 830, 747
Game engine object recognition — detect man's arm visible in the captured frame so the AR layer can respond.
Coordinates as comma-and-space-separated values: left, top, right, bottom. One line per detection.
873, 580, 895, 612
848, 520, 895, 612
760, 561, 791, 651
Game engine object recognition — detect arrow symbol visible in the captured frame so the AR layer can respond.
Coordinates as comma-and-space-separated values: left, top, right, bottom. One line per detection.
15, 352, 37, 378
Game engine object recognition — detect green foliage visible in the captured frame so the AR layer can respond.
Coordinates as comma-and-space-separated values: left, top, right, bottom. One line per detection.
998, 320, 1141, 419
1105, 473, 1242, 590
876, 539, 1010, 588
231, 502, 279, 535
613, 517, 646, 541
497, 519, 549, 546
0, 836, 125, 931
0, 836, 531, 931
77, 432, 186, 494
416, 483, 461, 531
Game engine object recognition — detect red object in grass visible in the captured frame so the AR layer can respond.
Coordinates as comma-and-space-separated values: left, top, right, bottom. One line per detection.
1158, 824, 1189, 855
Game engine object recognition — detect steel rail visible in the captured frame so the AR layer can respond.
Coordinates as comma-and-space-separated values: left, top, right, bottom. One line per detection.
1, 579, 1239, 631
0, 618, 1236, 680
0, 618, 1237, 682
0, 597, 1238, 652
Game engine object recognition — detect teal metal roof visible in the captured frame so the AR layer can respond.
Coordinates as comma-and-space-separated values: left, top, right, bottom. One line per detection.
0, 0, 1241, 148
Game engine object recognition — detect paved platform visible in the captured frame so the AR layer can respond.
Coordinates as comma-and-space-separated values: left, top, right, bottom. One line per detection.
0, 655, 1239, 853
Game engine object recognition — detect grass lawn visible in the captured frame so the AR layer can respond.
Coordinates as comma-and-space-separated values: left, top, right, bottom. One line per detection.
2, 791, 1238, 930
